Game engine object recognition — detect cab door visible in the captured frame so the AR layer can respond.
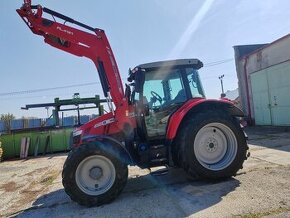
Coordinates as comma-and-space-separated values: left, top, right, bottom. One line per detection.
142, 68, 187, 139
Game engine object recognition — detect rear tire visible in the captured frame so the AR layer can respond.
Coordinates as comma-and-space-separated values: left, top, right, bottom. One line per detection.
177, 111, 248, 179
62, 142, 128, 207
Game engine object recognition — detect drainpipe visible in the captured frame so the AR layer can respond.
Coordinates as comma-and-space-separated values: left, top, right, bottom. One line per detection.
243, 56, 253, 125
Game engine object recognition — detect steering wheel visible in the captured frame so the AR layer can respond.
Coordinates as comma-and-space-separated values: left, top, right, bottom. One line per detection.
151, 91, 162, 104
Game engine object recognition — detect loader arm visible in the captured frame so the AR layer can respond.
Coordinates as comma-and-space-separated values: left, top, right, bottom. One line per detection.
16, 0, 124, 107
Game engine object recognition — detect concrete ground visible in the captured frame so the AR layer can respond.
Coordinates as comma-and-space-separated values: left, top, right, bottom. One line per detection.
1, 126, 290, 218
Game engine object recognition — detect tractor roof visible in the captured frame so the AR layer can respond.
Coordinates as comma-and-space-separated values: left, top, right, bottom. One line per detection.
137, 59, 203, 70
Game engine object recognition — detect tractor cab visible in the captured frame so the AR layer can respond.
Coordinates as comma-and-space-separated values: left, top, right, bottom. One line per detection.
128, 59, 205, 140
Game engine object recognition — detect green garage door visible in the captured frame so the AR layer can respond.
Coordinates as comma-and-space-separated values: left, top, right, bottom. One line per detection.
267, 63, 290, 125
250, 61, 290, 126
250, 71, 271, 125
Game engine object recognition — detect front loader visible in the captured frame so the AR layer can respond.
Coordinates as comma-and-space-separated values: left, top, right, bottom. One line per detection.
17, 1, 248, 207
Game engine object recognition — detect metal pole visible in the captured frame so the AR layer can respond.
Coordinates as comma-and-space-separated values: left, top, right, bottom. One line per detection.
45, 106, 49, 118
77, 106, 81, 125
218, 74, 225, 94
55, 107, 60, 126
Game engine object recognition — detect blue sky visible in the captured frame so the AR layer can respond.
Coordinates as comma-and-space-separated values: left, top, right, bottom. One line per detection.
1, 0, 290, 118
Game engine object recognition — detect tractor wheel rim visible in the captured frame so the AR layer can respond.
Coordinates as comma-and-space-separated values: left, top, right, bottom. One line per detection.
194, 122, 237, 171
75, 155, 116, 196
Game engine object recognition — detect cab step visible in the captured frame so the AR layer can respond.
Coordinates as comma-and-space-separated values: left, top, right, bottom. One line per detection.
149, 165, 169, 176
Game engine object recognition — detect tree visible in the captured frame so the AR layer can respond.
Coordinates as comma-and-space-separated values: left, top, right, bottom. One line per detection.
0, 113, 15, 133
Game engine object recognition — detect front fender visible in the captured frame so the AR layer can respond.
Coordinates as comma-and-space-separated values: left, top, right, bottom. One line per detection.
166, 98, 244, 140
82, 135, 133, 165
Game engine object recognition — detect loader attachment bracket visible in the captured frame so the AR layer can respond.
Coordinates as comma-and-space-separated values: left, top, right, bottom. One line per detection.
17, 0, 103, 34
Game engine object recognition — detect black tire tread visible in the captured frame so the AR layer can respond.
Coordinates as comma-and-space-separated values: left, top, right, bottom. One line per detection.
176, 110, 248, 180
62, 142, 128, 207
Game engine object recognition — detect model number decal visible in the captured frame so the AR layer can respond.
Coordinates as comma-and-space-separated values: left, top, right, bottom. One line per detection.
94, 118, 115, 128
57, 26, 73, 35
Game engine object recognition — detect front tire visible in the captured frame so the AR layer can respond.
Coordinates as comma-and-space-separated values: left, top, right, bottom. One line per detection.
62, 142, 128, 207
177, 111, 248, 179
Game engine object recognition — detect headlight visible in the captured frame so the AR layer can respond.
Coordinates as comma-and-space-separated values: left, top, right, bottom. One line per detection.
73, 129, 83, 137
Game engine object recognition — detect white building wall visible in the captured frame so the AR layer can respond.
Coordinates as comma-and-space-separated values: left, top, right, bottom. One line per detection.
235, 34, 290, 124
246, 35, 290, 74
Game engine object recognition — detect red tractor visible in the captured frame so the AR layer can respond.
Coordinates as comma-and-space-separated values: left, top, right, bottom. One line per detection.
17, 1, 248, 207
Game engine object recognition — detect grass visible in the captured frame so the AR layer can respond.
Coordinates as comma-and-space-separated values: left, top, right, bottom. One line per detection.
238, 207, 290, 218
40, 170, 59, 185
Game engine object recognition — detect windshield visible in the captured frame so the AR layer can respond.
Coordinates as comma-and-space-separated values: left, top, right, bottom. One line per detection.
143, 69, 184, 108
137, 67, 204, 109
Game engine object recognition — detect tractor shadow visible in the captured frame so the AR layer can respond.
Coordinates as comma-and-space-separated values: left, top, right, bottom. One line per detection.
17, 167, 240, 217
123, 168, 240, 217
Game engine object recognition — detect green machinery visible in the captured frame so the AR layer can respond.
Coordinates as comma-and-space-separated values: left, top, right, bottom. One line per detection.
21, 93, 106, 126
0, 94, 107, 160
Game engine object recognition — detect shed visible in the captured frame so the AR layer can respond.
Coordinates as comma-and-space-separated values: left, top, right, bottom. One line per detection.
234, 35, 290, 126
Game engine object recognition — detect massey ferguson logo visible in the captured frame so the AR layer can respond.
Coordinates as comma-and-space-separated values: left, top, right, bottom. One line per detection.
94, 118, 115, 128
56, 26, 73, 35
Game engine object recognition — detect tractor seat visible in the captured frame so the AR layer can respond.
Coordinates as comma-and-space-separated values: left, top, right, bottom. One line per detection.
173, 89, 187, 103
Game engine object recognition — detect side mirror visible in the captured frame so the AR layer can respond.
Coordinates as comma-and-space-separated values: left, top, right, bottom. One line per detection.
127, 68, 134, 82
127, 68, 145, 92
134, 68, 145, 93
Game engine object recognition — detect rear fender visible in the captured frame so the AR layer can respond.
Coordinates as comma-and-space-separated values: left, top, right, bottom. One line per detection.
82, 135, 133, 165
166, 99, 244, 140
